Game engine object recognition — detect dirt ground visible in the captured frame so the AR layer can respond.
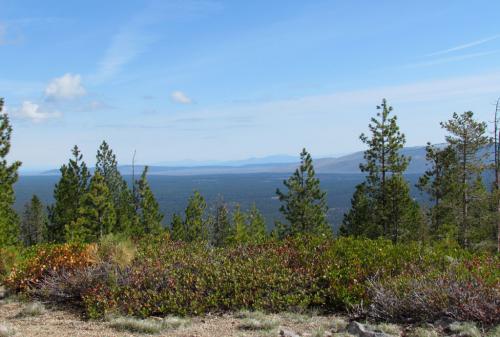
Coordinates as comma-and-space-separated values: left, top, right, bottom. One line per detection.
0, 295, 342, 337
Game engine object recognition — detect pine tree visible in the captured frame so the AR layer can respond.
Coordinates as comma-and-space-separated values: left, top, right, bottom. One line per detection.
229, 204, 248, 244
0, 98, 22, 247
440, 111, 490, 247
134, 166, 163, 236
68, 172, 116, 243
20, 195, 48, 246
211, 197, 231, 247
95, 141, 137, 234
247, 203, 267, 243
171, 213, 185, 241
340, 183, 374, 237
417, 143, 459, 239
48, 146, 90, 243
276, 148, 330, 237
343, 99, 419, 243
184, 191, 208, 242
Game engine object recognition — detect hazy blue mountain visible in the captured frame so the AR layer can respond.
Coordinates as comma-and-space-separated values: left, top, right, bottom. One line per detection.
40, 144, 490, 176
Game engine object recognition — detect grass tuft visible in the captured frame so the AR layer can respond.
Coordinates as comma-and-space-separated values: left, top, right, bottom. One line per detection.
376, 323, 402, 336
17, 302, 46, 317
487, 325, 500, 337
108, 315, 189, 334
330, 317, 348, 332
0, 324, 15, 337
280, 311, 313, 323
237, 312, 278, 331
449, 322, 481, 337
408, 327, 439, 337
109, 317, 163, 334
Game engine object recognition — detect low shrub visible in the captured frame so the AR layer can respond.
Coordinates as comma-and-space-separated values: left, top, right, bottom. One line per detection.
366, 256, 500, 324
6, 236, 498, 326
5, 243, 95, 293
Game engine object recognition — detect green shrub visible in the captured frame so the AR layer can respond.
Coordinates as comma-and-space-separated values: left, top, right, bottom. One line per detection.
9, 236, 498, 325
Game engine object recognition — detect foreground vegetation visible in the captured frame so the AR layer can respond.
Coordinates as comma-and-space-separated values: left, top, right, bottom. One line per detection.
1, 235, 498, 327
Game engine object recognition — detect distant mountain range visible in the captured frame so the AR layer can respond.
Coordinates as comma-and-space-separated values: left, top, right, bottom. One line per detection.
39, 145, 437, 176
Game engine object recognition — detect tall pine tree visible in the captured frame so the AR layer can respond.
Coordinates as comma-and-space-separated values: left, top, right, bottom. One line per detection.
68, 172, 116, 243
342, 99, 420, 243
95, 141, 137, 234
134, 166, 163, 236
0, 98, 22, 247
48, 146, 90, 243
276, 148, 330, 237
440, 111, 490, 247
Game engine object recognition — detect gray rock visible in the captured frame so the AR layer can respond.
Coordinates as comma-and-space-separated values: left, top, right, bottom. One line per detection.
347, 321, 393, 337
280, 328, 301, 337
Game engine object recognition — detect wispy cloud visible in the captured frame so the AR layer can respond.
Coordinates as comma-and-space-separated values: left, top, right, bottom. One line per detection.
402, 50, 499, 69
428, 34, 500, 57
91, 1, 221, 84
171, 90, 192, 104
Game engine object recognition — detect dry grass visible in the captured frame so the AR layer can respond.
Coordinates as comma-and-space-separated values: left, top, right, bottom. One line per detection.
0, 324, 15, 337
108, 317, 164, 334
487, 325, 500, 337
329, 317, 348, 333
408, 327, 439, 337
237, 311, 278, 331
17, 302, 46, 317
376, 323, 402, 336
108, 315, 190, 334
449, 322, 481, 337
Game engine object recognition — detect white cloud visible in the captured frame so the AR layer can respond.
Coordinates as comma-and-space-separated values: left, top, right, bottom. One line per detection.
171, 90, 192, 104
14, 101, 61, 122
428, 34, 500, 57
44, 73, 86, 100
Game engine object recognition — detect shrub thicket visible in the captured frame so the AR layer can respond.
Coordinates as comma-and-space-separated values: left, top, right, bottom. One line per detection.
3, 236, 497, 325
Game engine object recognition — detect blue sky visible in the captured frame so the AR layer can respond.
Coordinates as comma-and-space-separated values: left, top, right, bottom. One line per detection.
2, 0, 500, 170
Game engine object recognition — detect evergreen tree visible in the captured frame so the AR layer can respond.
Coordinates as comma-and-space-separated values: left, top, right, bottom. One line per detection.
247, 203, 267, 243
211, 197, 231, 247
68, 172, 116, 242
0, 98, 22, 247
171, 213, 185, 241
440, 111, 490, 247
229, 204, 248, 244
48, 146, 90, 243
184, 191, 208, 242
342, 99, 419, 243
134, 166, 163, 236
340, 183, 373, 237
95, 141, 137, 234
276, 148, 330, 237
20, 195, 48, 246
417, 143, 459, 239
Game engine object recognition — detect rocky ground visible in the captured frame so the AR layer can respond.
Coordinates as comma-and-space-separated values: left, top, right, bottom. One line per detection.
0, 287, 497, 337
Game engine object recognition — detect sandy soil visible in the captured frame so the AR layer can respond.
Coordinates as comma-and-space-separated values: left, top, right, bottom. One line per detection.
0, 294, 341, 337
